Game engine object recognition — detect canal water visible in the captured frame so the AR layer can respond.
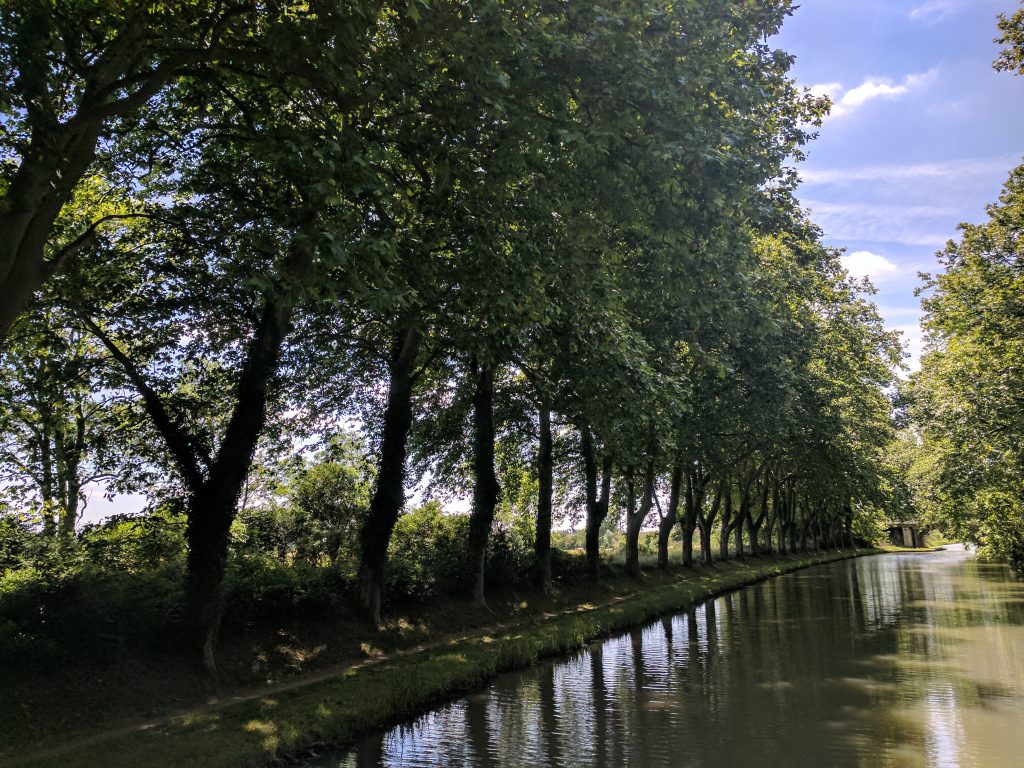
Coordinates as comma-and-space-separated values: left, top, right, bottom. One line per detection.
322, 549, 1024, 767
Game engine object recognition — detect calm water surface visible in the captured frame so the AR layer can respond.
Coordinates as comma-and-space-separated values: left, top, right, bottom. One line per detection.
322, 549, 1024, 767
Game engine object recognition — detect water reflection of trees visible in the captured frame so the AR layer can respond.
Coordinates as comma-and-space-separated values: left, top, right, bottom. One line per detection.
334, 555, 1024, 768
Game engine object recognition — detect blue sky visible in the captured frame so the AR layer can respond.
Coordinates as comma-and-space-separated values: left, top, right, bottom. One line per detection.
775, 0, 1024, 369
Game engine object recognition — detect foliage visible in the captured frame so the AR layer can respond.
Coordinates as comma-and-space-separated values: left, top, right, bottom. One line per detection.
911, 164, 1024, 567
78, 508, 187, 573
0, 0, 911, 673
385, 501, 469, 601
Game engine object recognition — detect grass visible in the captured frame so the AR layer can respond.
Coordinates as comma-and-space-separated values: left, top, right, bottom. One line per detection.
878, 544, 948, 553
5, 547, 881, 768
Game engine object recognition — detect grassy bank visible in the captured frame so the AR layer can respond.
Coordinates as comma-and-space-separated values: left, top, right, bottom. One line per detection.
7, 548, 879, 768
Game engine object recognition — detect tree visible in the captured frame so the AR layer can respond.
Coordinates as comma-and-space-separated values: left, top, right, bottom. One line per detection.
0, 308, 124, 537
912, 164, 1024, 566
0, 1, 282, 339
995, 3, 1024, 74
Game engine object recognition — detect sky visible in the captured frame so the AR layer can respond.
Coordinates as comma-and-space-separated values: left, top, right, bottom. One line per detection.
774, 0, 1024, 371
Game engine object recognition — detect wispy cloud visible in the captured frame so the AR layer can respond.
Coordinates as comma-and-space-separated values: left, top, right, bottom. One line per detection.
804, 200, 955, 247
800, 154, 1020, 186
909, 0, 956, 25
810, 68, 939, 118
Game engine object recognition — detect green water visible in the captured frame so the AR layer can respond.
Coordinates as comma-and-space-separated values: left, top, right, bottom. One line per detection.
321, 548, 1024, 767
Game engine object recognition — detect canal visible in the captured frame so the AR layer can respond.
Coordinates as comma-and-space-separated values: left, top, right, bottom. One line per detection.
321, 548, 1024, 767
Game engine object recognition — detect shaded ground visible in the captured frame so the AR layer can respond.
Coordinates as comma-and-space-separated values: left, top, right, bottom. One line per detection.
2, 552, 696, 754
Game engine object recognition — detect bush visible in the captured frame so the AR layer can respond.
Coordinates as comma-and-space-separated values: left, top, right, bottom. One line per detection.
385, 502, 468, 601
550, 547, 589, 581
0, 564, 185, 668
78, 509, 187, 572
0, 514, 36, 571
485, 523, 533, 590
221, 554, 349, 630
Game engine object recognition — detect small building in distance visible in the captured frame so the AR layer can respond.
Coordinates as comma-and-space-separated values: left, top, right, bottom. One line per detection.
887, 520, 925, 548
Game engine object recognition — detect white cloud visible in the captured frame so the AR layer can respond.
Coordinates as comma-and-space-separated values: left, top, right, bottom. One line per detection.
809, 82, 842, 99
909, 0, 956, 24
841, 250, 900, 281
810, 68, 939, 118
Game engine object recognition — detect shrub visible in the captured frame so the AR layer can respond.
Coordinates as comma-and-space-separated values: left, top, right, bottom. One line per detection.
78, 508, 187, 572
221, 554, 350, 631
385, 502, 468, 601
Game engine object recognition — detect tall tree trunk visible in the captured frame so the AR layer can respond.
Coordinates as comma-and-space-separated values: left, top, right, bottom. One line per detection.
699, 482, 721, 566
534, 402, 554, 593
719, 481, 733, 561
658, 464, 683, 568
357, 323, 421, 624
623, 467, 639, 576
183, 486, 236, 675
467, 361, 500, 607
86, 237, 310, 675
624, 456, 654, 578
680, 470, 699, 567
582, 423, 612, 580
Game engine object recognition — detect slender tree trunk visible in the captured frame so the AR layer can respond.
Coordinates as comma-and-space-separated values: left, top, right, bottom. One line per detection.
38, 419, 57, 537
719, 481, 733, 561
582, 424, 612, 580
534, 402, 554, 593
681, 470, 699, 567
658, 464, 682, 568
467, 361, 500, 607
357, 323, 421, 624
623, 467, 639, 576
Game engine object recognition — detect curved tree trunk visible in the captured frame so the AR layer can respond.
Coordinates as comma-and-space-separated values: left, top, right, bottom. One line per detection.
657, 464, 683, 568
357, 323, 421, 624
582, 424, 612, 580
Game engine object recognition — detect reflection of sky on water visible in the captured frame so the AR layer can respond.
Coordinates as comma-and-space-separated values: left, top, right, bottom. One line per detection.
924, 686, 964, 768
325, 551, 1024, 768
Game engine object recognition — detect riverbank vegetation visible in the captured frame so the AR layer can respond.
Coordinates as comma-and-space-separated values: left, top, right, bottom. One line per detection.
4, 549, 874, 768
904, 9, 1024, 570
0, 0, 928, 757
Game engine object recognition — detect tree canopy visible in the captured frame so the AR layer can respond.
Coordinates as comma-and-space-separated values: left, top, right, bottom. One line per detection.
0, 0, 907, 674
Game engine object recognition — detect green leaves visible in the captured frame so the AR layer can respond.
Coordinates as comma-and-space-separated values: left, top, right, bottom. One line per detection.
912, 162, 1024, 567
